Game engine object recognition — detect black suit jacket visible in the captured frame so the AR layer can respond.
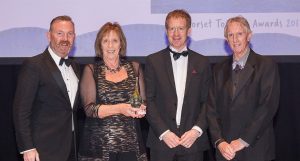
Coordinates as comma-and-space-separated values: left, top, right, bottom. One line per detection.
145, 48, 211, 154
13, 49, 81, 161
206, 50, 280, 161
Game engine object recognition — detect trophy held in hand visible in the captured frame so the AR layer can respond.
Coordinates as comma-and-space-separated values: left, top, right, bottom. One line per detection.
129, 77, 146, 115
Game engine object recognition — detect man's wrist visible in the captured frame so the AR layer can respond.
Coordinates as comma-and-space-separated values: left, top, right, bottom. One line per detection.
20, 148, 36, 154
215, 138, 225, 148
159, 130, 170, 140
238, 138, 249, 147
192, 126, 203, 137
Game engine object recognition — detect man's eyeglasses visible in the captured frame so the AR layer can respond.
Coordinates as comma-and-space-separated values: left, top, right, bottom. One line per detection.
167, 26, 186, 33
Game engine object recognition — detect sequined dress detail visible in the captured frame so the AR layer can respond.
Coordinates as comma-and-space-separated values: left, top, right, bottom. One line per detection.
78, 61, 147, 161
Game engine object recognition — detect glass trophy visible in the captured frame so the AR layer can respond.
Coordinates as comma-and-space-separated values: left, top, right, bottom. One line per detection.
129, 77, 146, 115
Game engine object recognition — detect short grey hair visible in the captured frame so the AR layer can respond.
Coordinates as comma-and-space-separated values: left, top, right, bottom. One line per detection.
224, 16, 252, 38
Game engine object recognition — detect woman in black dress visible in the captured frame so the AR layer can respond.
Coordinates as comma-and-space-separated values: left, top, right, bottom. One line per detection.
78, 22, 148, 161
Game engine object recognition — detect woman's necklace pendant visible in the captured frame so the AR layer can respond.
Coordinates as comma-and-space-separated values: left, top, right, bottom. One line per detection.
105, 64, 121, 73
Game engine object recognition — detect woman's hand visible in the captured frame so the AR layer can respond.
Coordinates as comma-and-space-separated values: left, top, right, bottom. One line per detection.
119, 103, 140, 118
136, 104, 146, 118
119, 103, 146, 118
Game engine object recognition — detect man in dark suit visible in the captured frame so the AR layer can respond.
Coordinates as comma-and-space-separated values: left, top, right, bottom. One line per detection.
13, 15, 80, 161
206, 16, 280, 161
145, 9, 211, 161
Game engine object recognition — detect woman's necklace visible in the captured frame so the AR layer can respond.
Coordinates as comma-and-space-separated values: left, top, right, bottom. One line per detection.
104, 62, 121, 73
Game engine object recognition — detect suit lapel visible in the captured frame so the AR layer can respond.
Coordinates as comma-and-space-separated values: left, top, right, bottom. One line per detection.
233, 52, 255, 99
223, 59, 234, 100
71, 61, 80, 80
163, 49, 177, 93
43, 50, 71, 105
70, 61, 80, 110
184, 51, 193, 96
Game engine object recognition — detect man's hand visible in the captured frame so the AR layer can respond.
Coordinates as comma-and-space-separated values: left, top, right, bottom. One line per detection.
218, 142, 235, 160
23, 149, 40, 161
162, 131, 180, 148
230, 139, 245, 152
179, 129, 199, 148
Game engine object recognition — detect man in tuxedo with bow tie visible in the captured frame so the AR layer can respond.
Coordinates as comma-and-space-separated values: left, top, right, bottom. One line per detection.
13, 15, 80, 161
206, 16, 280, 161
145, 9, 211, 161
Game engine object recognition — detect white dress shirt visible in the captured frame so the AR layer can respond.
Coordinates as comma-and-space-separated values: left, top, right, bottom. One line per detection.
48, 47, 79, 108
159, 46, 202, 140
170, 46, 188, 126
49, 47, 78, 132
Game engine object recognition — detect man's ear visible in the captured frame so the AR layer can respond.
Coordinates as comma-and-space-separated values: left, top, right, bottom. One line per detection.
225, 37, 229, 42
187, 27, 192, 36
247, 32, 252, 42
46, 31, 51, 42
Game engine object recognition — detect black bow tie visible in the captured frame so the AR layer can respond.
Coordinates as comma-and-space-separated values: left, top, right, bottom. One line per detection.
59, 58, 72, 67
168, 48, 189, 60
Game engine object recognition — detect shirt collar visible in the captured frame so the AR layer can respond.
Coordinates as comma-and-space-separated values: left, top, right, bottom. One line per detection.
169, 46, 188, 53
48, 46, 69, 66
232, 47, 250, 70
